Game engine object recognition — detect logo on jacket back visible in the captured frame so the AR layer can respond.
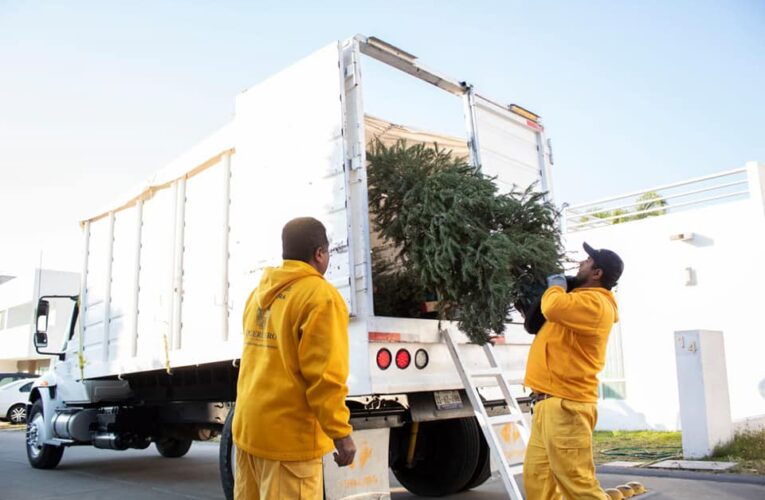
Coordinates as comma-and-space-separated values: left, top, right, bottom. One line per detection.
245, 307, 277, 348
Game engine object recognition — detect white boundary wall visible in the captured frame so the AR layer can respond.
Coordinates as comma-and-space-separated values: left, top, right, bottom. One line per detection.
564, 161, 765, 430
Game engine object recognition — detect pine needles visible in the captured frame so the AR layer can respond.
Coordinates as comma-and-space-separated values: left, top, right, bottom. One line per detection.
367, 139, 563, 344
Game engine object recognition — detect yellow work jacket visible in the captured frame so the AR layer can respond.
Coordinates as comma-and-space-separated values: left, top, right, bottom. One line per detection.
233, 260, 352, 461
524, 285, 619, 403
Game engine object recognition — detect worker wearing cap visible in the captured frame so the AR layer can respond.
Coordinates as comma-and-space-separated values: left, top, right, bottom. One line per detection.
523, 242, 624, 500
233, 217, 356, 499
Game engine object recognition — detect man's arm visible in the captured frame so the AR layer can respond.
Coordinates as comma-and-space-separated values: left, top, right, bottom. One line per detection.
540, 286, 604, 334
298, 287, 355, 464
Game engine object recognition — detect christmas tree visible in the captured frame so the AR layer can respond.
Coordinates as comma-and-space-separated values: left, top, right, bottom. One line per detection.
367, 139, 563, 344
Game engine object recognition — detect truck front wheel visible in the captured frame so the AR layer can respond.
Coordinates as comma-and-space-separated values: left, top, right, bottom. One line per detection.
26, 400, 64, 469
155, 437, 192, 458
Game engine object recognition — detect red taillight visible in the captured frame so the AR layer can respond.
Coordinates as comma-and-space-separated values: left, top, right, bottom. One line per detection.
376, 348, 392, 370
395, 349, 411, 369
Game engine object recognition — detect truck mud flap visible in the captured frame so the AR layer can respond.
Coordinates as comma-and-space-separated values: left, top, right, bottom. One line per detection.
323, 428, 390, 500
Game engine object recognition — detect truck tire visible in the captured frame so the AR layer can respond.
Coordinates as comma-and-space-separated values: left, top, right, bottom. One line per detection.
219, 406, 235, 500
155, 437, 192, 458
26, 400, 64, 469
460, 432, 490, 491
391, 417, 481, 496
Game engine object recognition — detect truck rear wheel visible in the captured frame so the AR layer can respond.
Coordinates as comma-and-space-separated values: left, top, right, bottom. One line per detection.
26, 400, 64, 469
219, 405, 235, 500
155, 437, 192, 458
461, 432, 490, 491
391, 417, 482, 496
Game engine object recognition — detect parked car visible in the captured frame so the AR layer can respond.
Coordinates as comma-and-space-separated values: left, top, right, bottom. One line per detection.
0, 372, 37, 388
0, 378, 37, 424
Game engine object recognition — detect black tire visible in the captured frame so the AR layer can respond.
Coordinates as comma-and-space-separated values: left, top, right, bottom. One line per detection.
460, 431, 491, 491
155, 437, 192, 458
391, 417, 481, 496
26, 400, 64, 469
219, 405, 235, 500
7, 403, 27, 424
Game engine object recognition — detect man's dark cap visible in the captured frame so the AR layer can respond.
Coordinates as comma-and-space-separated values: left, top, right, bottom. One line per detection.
583, 242, 624, 289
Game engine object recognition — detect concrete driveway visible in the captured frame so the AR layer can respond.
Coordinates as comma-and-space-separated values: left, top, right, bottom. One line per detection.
0, 429, 763, 499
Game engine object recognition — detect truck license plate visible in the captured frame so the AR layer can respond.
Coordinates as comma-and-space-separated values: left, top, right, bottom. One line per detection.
434, 390, 463, 410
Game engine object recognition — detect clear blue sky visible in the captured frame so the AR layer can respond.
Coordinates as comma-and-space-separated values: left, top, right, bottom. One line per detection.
1, 0, 763, 272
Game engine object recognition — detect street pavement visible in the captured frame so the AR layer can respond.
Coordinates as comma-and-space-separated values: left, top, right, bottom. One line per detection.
0, 428, 763, 499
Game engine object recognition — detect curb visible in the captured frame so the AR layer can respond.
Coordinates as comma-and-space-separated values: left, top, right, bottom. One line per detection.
0, 425, 25, 432
597, 465, 765, 486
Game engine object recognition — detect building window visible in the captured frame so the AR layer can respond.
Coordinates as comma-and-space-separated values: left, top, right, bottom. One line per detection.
600, 321, 626, 399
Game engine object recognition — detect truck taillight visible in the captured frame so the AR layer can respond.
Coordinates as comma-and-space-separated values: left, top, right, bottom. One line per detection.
395, 349, 411, 369
414, 349, 429, 369
376, 348, 392, 370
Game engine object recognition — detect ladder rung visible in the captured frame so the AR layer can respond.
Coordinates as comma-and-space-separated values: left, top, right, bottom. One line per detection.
508, 463, 524, 476
470, 367, 503, 378
487, 413, 525, 426
494, 463, 524, 479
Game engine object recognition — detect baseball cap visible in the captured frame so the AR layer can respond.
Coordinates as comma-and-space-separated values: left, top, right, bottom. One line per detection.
583, 242, 624, 289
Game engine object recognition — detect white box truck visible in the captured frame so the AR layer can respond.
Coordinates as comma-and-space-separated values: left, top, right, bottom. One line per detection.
27, 35, 554, 498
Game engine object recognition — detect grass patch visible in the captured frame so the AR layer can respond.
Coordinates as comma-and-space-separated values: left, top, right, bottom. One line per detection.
592, 429, 765, 475
592, 431, 682, 464
711, 429, 765, 474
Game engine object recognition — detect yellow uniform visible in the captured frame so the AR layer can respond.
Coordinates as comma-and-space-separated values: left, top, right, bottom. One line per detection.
523, 285, 618, 500
233, 260, 352, 499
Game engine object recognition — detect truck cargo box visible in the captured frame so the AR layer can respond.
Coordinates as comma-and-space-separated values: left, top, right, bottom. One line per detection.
72, 35, 553, 396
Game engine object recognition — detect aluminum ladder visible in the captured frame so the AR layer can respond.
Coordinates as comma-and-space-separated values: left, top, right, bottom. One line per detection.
442, 328, 531, 499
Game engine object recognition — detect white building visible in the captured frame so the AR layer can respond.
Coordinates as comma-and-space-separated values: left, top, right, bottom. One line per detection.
562, 161, 765, 431
0, 269, 80, 374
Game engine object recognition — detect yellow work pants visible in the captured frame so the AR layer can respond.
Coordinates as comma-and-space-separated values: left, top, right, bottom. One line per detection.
523, 397, 606, 500
235, 448, 323, 500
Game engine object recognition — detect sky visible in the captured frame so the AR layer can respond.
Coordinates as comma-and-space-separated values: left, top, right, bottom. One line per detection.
1, 0, 763, 274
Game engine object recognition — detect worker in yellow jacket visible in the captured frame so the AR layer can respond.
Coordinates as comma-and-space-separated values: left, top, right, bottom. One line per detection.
523, 242, 624, 500
233, 217, 355, 499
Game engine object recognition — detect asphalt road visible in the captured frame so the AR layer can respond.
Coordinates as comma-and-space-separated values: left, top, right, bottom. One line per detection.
0, 429, 763, 499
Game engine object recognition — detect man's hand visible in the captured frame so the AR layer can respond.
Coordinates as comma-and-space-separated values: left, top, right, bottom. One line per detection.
333, 436, 356, 467
546, 273, 568, 291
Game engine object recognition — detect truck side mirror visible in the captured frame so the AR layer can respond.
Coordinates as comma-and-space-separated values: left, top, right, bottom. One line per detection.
34, 331, 49, 348
35, 299, 50, 343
